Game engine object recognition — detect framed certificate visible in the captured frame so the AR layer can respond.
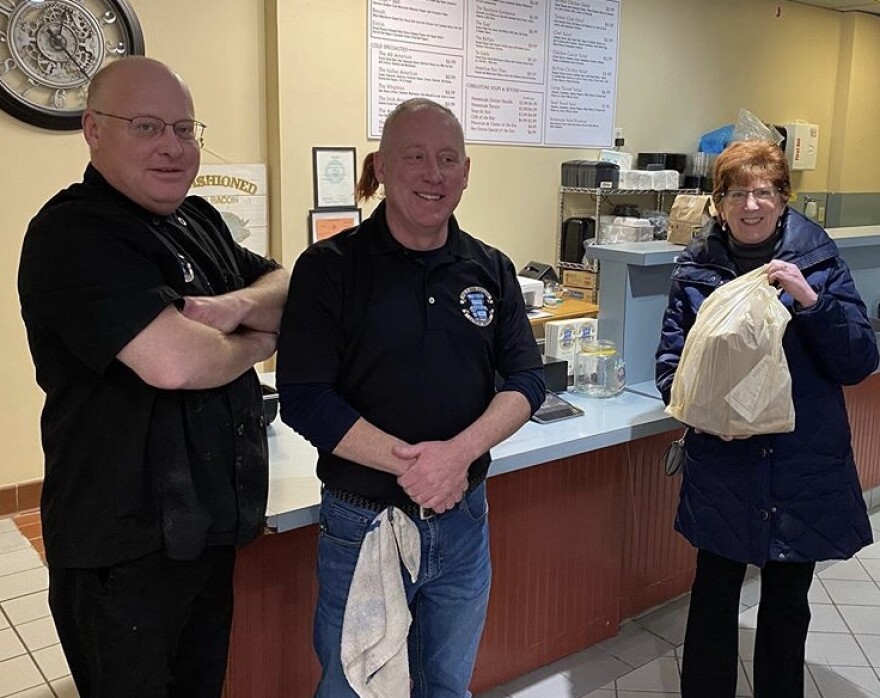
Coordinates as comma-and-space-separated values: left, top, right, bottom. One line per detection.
309, 208, 362, 243
312, 147, 357, 209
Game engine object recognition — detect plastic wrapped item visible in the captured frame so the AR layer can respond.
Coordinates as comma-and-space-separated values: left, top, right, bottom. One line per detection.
599, 149, 633, 171
597, 216, 653, 244
642, 210, 669, 239
618, 170, 640, 189
666, 266, 795, 436
628, 170, 653, 189
731, 108, 784, 146
649, 170, 680, 190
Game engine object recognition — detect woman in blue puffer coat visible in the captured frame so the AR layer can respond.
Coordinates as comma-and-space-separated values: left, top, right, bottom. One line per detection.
656, 140, 878, 698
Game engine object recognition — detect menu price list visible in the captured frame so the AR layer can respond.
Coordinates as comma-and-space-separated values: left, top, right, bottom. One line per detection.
369, 0, 618, 147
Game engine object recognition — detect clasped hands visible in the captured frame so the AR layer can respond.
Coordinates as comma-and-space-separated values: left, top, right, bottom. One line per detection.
392, 440, 471, 515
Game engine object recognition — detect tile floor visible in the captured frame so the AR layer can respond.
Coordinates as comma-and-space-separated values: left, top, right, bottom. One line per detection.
479, 508, 880, 698
0, 515, 74, 698
5, 512, 880, 697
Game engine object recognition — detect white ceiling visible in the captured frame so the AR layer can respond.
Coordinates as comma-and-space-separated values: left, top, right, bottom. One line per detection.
789, 0, 880, 15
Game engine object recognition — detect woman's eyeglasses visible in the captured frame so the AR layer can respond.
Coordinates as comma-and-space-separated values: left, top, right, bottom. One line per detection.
722, 187, 778, 205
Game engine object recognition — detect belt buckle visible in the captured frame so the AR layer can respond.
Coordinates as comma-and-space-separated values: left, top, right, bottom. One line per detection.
419, 506, 435, 520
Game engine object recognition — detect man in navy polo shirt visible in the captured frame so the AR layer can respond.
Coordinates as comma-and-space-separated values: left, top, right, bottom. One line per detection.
277, 99, 544, 697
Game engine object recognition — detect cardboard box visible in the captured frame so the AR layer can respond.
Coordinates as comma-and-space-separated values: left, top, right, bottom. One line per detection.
564, 287, 598, 303
667, 194, 716, 246
561, 269, 597, 290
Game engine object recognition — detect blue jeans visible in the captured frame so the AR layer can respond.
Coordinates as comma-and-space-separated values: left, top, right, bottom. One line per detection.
313, 482, 491, 698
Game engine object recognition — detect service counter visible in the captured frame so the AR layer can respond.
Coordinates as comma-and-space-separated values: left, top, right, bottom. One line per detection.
225, 385, 692, 697
224, 226, 880, 696
226, 375, 880, 697
586, 224, 880, 391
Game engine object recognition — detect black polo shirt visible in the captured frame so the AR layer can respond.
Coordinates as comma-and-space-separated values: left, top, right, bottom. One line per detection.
18, 165, 278, 568
276, 201, 542, 507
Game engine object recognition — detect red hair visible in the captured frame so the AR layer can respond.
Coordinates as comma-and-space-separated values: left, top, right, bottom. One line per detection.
712, 140, 791, 203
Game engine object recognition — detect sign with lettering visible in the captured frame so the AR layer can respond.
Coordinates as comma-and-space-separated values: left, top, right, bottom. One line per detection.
368, 0, 619, 148
190, 164, 268, 256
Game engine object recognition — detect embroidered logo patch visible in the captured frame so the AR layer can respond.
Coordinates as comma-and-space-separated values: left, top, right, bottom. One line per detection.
459, 286, 495, 326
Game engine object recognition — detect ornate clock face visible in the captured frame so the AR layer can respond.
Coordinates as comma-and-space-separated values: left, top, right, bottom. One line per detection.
0, 0, 144, 131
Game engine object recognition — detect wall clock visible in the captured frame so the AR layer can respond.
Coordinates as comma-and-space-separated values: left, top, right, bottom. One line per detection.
0, 0, 144, 131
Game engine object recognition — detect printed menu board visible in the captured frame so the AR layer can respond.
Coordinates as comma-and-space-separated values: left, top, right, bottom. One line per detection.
368, 0, 619, 148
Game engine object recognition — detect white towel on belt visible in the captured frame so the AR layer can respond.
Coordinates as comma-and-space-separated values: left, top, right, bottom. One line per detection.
341, 507, 421, 698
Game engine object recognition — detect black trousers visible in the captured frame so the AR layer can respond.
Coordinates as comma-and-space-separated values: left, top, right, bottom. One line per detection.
48, 546, 236, 698
681, 549, 815, 698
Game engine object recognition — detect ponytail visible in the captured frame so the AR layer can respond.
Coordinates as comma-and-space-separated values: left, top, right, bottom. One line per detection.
356, 152, 381, 202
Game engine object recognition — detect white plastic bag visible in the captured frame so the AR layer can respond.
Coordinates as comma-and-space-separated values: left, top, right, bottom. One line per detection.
666, 266, 795, 436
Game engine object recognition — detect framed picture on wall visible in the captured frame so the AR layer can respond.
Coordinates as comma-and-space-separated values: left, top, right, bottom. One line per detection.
309, 208, 362, 244
312, 147, 357, 209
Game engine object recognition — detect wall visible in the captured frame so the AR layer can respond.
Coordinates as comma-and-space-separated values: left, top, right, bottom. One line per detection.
2, 0, 878, 487
273, 0, 848, 272
0, 0, 266, 488
830, 12, 880, 192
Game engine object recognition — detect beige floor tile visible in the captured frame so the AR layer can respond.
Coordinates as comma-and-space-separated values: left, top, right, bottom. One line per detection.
818, 557, 872, 582
0, 549, 43, 579
615, 656, 680, 693
810, 664, 880, 695
0, 591, 50, 626
31, 643, 69, 682
806, 631, 870, 667
0, 568, 48, 603
0, 532, 30, 556
0, 627, 25, 663
840, 604, 880, 635
50, 675, 80, 698
0, 654, 44, 695
16, 616, 59, 653
7, 684, 55, 697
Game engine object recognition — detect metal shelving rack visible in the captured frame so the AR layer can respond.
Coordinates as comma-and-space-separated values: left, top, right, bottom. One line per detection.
558, 187, 699, 272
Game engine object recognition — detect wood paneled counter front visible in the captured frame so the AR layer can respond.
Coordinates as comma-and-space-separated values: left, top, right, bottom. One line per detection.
224, 374, 880, 697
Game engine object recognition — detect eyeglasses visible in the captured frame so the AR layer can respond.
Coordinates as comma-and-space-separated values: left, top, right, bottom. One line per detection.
722, 187, 778, 205
91, 110, 206, 146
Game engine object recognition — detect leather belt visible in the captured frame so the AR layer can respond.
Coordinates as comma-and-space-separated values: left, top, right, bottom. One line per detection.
325, 475, 486, 521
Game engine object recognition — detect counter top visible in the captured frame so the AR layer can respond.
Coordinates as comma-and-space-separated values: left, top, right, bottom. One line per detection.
584, 241, 682, 267
582, 224, 880, 268
827, 225, 880, 247
263, 381, 679, 533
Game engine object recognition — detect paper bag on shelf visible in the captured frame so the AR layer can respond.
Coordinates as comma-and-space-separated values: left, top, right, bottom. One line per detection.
666, 266, 795, 437
667, 194, 716, 246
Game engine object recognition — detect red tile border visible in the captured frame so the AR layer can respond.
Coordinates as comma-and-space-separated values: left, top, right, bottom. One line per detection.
12, 509, 40, 528
17, 481, 42, 511
0, 480, 44, 516
0, 487, 16, 517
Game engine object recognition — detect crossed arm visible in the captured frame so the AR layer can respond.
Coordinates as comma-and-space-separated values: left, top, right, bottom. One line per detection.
118, 267, 290, 390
